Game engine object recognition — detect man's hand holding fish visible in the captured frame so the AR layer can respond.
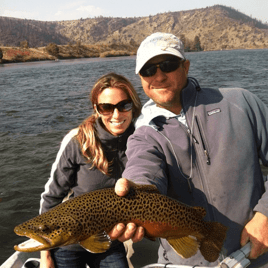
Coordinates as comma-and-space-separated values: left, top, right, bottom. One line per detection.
109, 178, 145, 243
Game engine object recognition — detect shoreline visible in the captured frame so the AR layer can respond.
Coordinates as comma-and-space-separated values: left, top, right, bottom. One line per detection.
1, 46, 268, 65
0, 44, 138, 65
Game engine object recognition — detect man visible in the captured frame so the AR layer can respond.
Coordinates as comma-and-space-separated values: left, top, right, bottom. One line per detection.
110, 32, 268, 267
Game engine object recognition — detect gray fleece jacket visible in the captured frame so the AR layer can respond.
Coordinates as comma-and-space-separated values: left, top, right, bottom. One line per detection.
122, 78, 268, 267
40, 119, 134, 251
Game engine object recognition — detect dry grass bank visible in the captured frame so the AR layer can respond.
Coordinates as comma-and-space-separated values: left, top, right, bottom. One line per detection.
0, 44, 136, 64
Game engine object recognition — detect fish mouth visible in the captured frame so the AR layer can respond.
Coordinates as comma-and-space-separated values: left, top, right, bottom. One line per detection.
14, 215, 82, 252
14, 234, 53, 252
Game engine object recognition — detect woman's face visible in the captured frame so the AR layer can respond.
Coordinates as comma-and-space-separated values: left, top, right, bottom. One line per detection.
96, 87, 133, 136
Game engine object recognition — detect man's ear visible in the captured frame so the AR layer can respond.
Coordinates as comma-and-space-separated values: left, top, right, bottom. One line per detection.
183, 60, 190, 75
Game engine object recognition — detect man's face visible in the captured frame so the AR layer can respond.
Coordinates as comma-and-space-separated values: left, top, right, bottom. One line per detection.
139, 55, 190, 114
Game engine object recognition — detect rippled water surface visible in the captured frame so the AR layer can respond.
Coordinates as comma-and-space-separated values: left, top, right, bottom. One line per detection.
0, 50, 268, 264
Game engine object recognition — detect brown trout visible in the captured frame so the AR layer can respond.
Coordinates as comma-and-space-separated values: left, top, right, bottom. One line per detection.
14, 185, 227, 262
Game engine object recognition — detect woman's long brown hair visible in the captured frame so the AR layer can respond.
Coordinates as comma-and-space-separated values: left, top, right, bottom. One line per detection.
75, 73, 141, 175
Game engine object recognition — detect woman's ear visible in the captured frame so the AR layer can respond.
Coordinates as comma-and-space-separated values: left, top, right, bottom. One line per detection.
94, 104, 100, 117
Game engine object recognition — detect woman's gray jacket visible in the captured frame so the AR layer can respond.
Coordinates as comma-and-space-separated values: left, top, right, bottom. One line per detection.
40, 119, 134, 251
122, 78, 268, 267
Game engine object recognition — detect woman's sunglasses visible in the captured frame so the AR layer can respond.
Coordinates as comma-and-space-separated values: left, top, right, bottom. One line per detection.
139, 57, 183, 77
96, 99, 133, 115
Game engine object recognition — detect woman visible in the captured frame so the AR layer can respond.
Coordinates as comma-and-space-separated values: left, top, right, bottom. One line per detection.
40, 73, 141, 268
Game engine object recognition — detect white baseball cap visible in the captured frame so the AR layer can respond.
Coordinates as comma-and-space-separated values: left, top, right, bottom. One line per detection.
135, 32, 186, 74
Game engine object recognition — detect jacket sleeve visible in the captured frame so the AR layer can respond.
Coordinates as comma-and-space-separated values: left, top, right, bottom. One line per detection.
39, 129, 79, 214
122, 126, 168, 195
244, 90, 268, 217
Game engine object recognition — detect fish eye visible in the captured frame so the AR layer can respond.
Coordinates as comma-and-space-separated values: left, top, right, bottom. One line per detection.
38, 224, 49, 231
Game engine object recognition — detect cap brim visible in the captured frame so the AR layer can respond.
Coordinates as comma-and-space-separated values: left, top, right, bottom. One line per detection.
135, 49, 185, 74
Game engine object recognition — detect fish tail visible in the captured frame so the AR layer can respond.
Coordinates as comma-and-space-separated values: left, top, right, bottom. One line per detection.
200, 221, 228, 262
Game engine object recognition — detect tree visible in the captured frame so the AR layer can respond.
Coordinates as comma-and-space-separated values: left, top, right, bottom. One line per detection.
193, 36, 202, 51
20, 40, 29, 49
0, 48, 3, 61
179, 34, 186, 47
179, 34, 192, 52
46, 43, 59, 57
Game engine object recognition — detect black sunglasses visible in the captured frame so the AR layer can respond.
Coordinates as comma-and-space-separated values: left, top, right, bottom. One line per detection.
139, 57, 183, 77
96, 99, 133, 115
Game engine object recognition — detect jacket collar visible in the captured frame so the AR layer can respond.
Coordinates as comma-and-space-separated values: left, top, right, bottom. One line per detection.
135, 78, 199, 129
95, 118, 134, 150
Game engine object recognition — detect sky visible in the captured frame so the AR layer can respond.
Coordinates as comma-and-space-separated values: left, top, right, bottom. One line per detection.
0, 0, 267, 24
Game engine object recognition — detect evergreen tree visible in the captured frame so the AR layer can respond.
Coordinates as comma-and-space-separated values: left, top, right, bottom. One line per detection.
193, 36, 202, 51
46, 43, 59, 58
20, 40, 29, 49
0, 48, 3, 61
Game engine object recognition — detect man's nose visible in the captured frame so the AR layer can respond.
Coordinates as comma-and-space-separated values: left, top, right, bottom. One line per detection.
154, 67, 167, 80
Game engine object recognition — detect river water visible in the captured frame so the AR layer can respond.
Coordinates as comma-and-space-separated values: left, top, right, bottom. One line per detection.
0, 49, 268, 264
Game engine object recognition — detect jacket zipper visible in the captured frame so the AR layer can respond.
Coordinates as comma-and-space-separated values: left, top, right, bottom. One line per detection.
152, 125, 193, 193
195, 116, 211, 165
187, 128, 199, 144
194, 116, 217, 222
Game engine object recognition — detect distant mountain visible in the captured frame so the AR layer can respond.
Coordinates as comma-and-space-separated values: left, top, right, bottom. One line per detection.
0, 18, 70, 47
0, 5, 268, 51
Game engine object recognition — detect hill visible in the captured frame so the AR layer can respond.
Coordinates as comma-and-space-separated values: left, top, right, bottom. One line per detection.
96, 5, 268, 51
0, 5, 268, 60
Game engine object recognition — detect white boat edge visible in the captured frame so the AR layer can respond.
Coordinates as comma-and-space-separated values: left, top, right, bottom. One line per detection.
1, 239, 159, 268
0, 250, 40, 268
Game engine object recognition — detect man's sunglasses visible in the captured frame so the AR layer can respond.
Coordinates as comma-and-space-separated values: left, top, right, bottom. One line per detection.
139, 57, 183, 77
96, 99, 133, 115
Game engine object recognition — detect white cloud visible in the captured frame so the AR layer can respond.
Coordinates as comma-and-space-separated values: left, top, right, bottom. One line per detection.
53, 4, 108, 21
1, 9, 39, 20
64, 1, 87, 10
76, 5, 107, 17
53, 10, 75, 21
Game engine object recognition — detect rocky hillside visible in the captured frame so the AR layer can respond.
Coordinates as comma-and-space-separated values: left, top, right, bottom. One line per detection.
0, 5, 268, 51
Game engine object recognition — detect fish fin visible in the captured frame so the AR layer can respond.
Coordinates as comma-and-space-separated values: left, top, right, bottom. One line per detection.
167, 236, 200, 259
133, 184, 160, 194
193, 206, 206, 218
200, 221, 228, 262
79, 232, 112, 253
